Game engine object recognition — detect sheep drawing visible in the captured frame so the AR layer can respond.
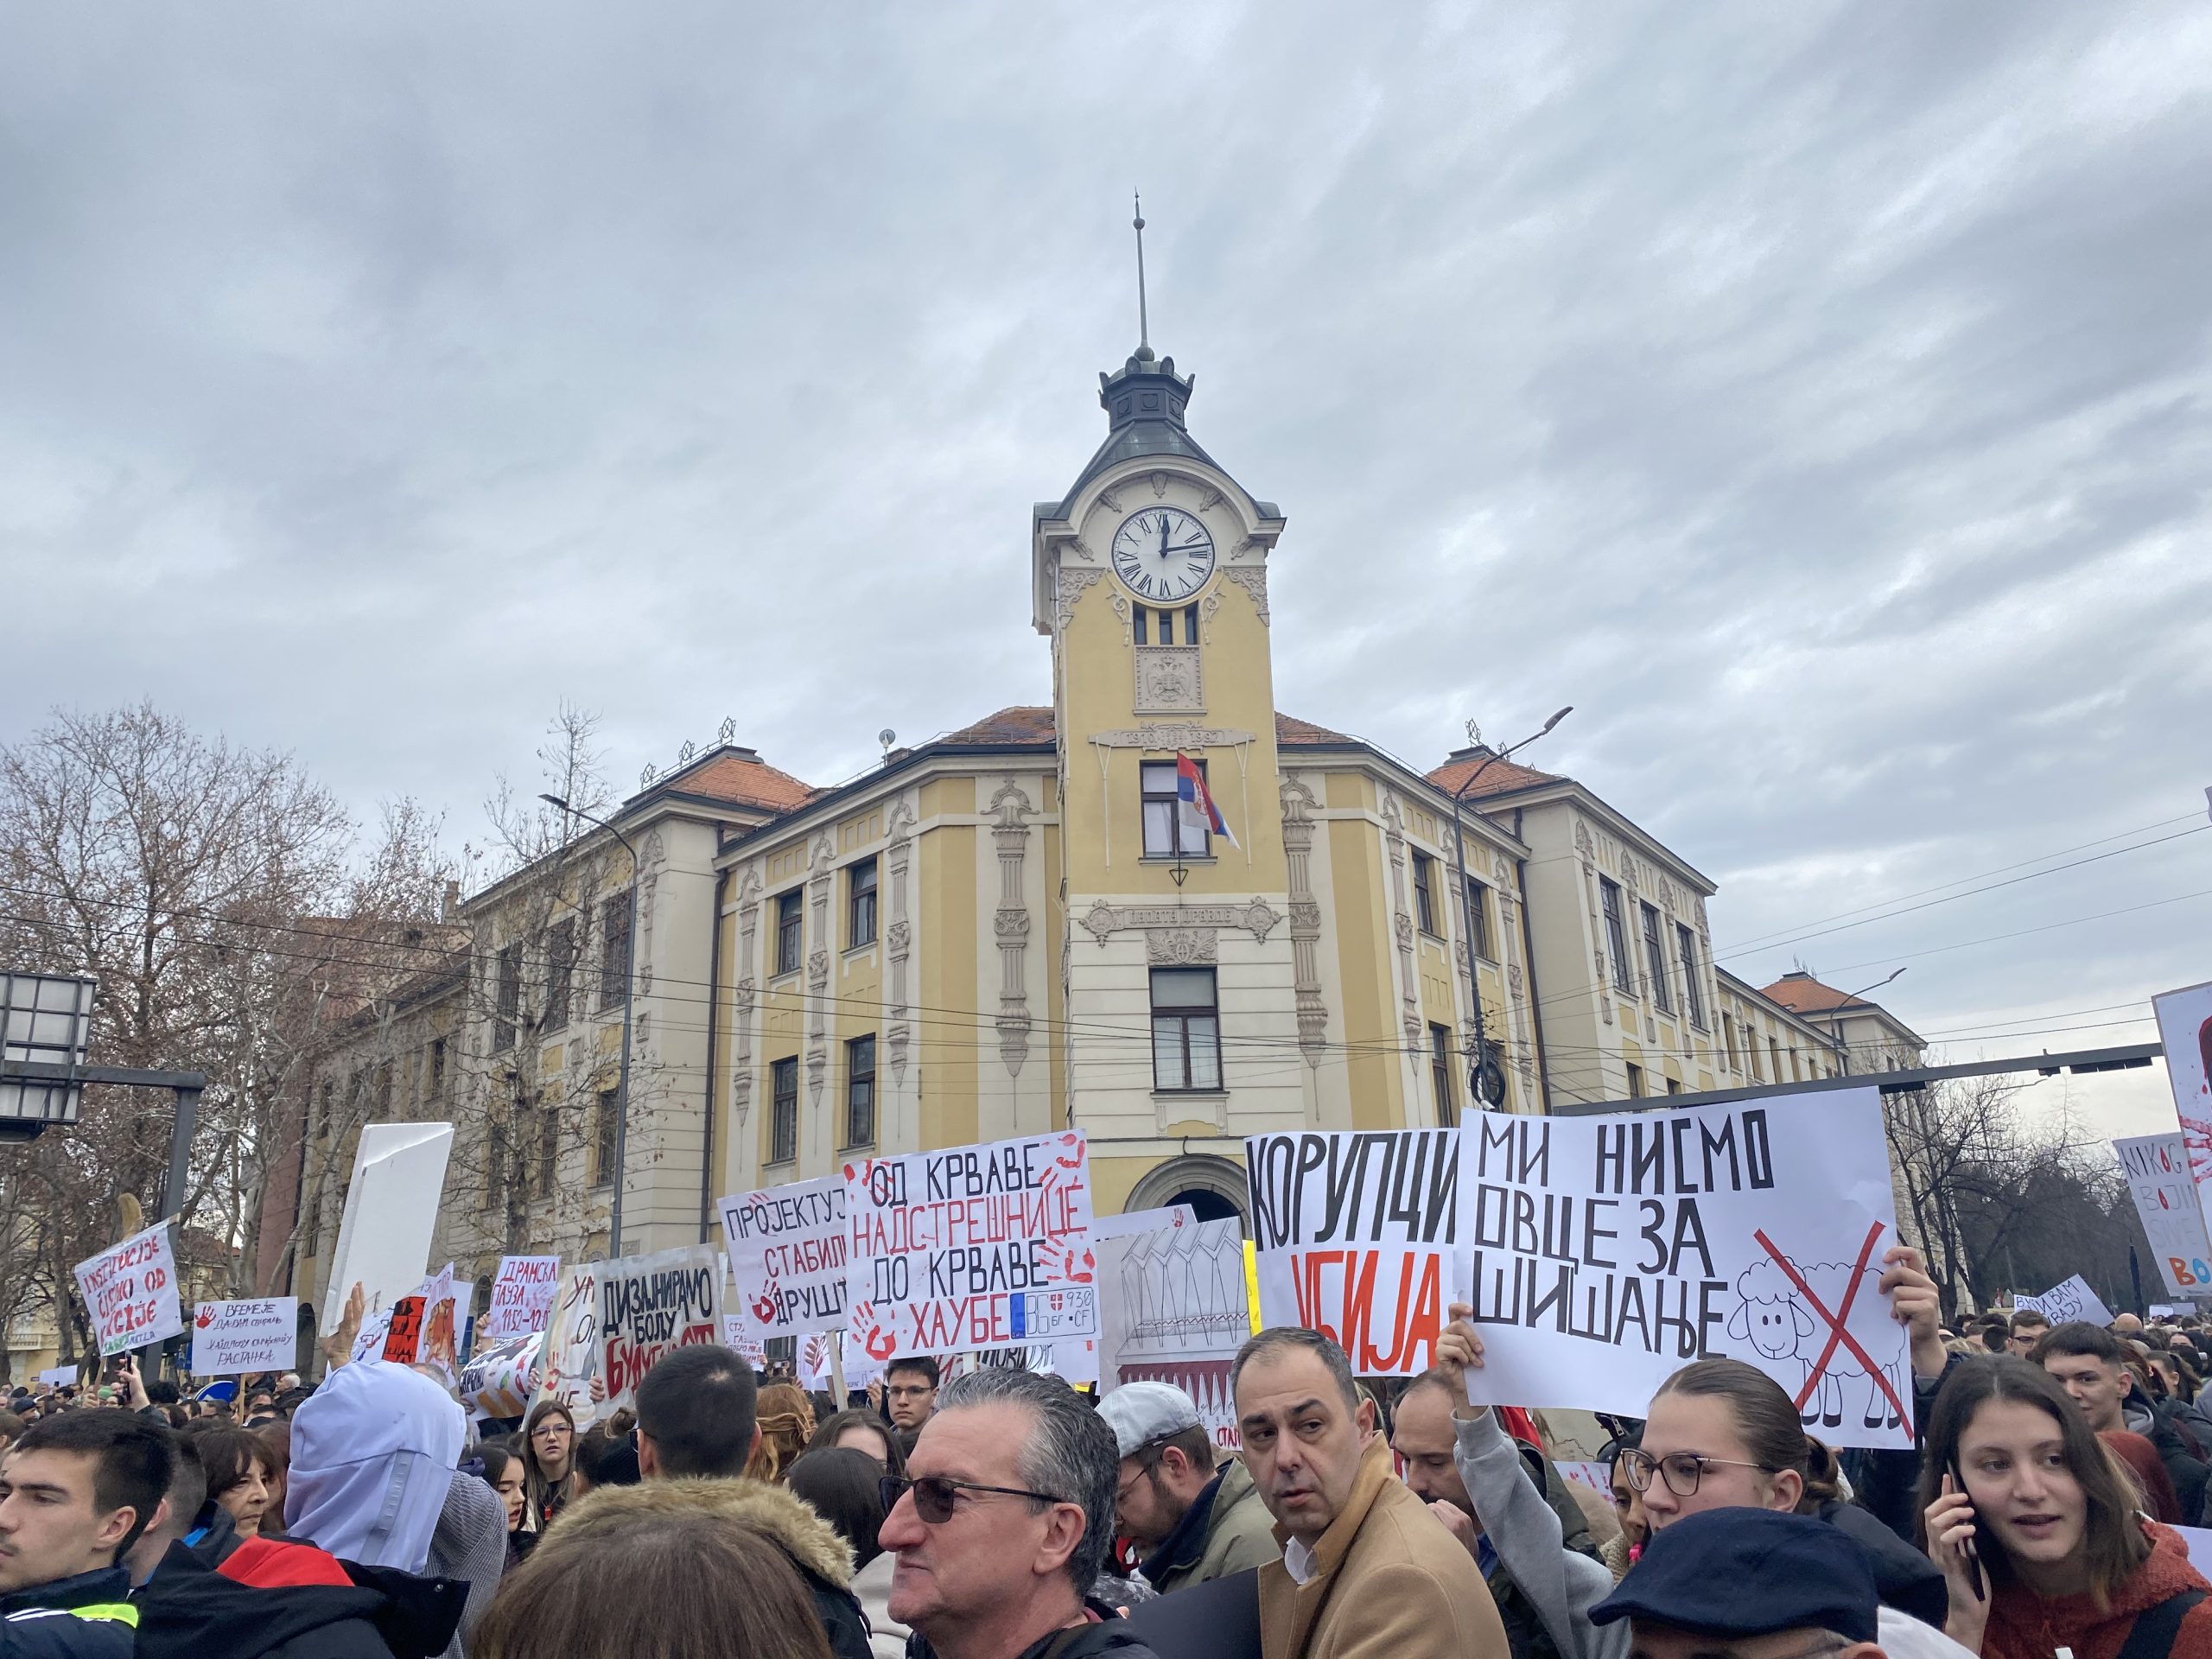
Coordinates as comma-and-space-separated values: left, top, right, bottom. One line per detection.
1727, 1255, 1904, 1432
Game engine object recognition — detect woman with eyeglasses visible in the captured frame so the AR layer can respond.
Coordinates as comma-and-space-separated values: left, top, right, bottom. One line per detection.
1922, 1357, 2212, 1659
520, 1398, 580, 1534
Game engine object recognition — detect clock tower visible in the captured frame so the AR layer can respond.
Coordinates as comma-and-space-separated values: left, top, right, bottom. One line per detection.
1032, 334, 1305, 1217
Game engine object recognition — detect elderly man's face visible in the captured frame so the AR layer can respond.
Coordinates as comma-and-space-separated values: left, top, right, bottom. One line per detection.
880, 1402, 1082, 1637
1630, 1621, 1879, 1659
1236, 1347, 1374, 1548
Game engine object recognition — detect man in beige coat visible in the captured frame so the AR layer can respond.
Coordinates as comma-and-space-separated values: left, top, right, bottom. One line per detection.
1236, 1328, 1510, 1659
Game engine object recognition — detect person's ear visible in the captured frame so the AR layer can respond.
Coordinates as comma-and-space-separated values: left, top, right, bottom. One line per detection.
1033, 1500, 1085, 1579
1839, 1642, 1886, 1659
1356, 1396, 1377, 1439
95, 1503, 138, 1553
1768, 1467, 1804, 1513
636, 1431, 658, 1478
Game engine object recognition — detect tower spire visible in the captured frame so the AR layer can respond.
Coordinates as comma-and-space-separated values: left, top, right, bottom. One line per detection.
1133, 191, 1153, 360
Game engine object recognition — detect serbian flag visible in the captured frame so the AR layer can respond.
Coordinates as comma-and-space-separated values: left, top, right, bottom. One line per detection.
1174, 753, 1238, 850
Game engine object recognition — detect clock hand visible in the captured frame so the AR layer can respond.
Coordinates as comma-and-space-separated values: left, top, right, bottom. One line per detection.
1159, 517, 1169, 561
1164, 542, 1209, 555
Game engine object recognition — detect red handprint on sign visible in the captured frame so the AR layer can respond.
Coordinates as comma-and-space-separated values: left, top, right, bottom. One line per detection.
194, 1306, 213, 1330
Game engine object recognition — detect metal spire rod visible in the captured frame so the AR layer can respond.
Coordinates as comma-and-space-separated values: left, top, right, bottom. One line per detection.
1134, 191, 1149, 351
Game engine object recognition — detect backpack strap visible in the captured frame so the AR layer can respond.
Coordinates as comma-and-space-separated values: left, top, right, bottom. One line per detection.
2117, 1587, 2206, 1659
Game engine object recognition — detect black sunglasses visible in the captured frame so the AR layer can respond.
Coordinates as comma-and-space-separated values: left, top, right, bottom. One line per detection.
880, 1472, 1065, 1524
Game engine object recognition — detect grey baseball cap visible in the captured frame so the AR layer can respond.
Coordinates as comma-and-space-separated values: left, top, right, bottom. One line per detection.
1096, 1381, 1203, 1459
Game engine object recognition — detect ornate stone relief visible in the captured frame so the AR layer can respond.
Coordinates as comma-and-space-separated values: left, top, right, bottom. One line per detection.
1149, 471, 1168, 499
805, 841, 833, 1112
1097, 485, 1122, 512
1146, 927, 1216, 963
1055, 567, 1105, 631
1080, 899, 1282, 947
1198, 486, 1224, 512
1109, 590, 1131, 643
1133, 646, 1204, 715
1383, 793, 1420, 1047
885, 799, 916, 1085
732, 864, 763, 1128
1088, 722, 1254, 752
1280, 779, 1329, 1066
989, 782, 1033, 1078
1223, 567, 1269, 626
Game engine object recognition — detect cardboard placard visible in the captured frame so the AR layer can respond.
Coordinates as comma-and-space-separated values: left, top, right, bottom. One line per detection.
461, 1331, 543, 1420
719, 1174, 848, 1338
191, 1298, 298, 1376
2017, 1274, 2116, 1329
73, 1220, 184, 1357
37, 1365, 78, 1388
541, 1264, 601, 1426
1245, 1128, 1457, 1376
319, 1122, 453, 1335
1457, 1088, 1913, 1449
845, 1130, 1096, 1363
721, 1315, 767, 1367
2115, 1133, 2212, 1299
597, 1244, 720, 1406
1097, 1217, 1251, 1448
485, 1256, 563, 1342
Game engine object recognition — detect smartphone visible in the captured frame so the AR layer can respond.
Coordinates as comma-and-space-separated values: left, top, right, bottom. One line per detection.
1946, 1457, 1986, 1602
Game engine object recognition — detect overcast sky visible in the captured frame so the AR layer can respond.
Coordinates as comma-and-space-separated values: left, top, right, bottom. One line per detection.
5, 3, 2209, 1138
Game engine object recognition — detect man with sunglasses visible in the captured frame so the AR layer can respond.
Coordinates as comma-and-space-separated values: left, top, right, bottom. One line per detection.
1096, 1382, 1274, 1596
880, 1368, 1162, 1659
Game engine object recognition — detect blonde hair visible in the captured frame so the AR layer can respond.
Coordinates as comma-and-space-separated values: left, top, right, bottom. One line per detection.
745, 1384, 817, 1485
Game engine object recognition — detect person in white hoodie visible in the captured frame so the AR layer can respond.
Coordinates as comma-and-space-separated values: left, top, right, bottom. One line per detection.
285, 1361, 464, 1574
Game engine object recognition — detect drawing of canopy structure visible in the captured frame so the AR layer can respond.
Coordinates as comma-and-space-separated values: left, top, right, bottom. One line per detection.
1100, 1218, 1251, 1437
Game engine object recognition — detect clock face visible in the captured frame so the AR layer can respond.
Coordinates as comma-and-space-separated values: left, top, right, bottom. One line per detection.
1111, 507, 1216, 604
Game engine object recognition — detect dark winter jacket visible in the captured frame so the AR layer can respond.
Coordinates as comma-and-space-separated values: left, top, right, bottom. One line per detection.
548, 1477, 874, 1659
0, 1566, 137, 1659
911, 1599, 1166, 1659
2124, 1393, 2210, 1527
132, 1538, 467, 1659
1819, 1498, 1948, 1629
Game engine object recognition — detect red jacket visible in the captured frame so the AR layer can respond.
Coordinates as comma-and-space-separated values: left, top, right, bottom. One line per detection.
1983, 1522, 2212, 1659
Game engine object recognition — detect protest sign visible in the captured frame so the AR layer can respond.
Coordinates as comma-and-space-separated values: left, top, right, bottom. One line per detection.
2153, 1303, 2193, 1319
1459, 1087, 1913, 1449
1245, 1128, 1457, 1376
598, 1244, 720, 1406
461, 1331, 543, 1420
541, 1264, 601, 1425
319, 1122, 452, 1334
2183, 1528, 2212, 1581
37, 1365, 78, 1388
2016, 1275, 2116, 1329
1093, 1205, 1198, 1242
485, 1255, 562, 1341
190, 1298, 297, 1375
73, 1220, 184, 1357
721, 1315, 768, 1367
720, 1174, 848, 1338
2158, 982, 2212, 1191
1046, 1209, 1188, 1389
382, 1296, 427, 1363
2114, 1133, 2212, 1299
845, 1129, 1096, 1362
1098, 1217, 1251, 1448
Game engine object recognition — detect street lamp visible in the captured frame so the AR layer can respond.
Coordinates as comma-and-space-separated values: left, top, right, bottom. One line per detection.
1826, 967, 1905, 1077
1449, 707, 1572, 1112
541, 793, 639, 1257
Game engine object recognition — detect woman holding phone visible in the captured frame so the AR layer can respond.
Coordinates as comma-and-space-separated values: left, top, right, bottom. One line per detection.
1922, 1356, 2212, 1657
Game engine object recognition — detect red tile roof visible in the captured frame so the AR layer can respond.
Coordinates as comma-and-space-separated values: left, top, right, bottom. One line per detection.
1759, 973, 1881, 1017
658, 749, 817, 812
943, 707, 1058, 745
1275, 713, 1354, 746
1425, 747, 1566, 799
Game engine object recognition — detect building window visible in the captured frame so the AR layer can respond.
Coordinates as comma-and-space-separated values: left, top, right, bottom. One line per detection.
428, 1038, 447, 1097
492, 944, 522, 1052
1141, 761, 1208, 858
598, 894, 631, 1011
1721, 1014, 1738, 1071
594, 1087, 620, 1187
1625, 1062, 1644, 1099
1464, 878, 1495, 962
1599, 880, 1631, 995
1676, 925, 1706, 1029
770, 1058, 798, 1165
1770, 1038, 1784, 1083
1150, 968, 1221, 1091
1412, 853, 1439, 937
537, 1113, 558, 1198
1665, 1076, 1683, 1096
1641, 904, 1671, 1014
1134, 607, 1147, 644
1428, 1023, 1458, 1127
543, 918, 575, 1031
848, 859, 879, 950
775, 890, 804, 976
845, 1034, 877, 1148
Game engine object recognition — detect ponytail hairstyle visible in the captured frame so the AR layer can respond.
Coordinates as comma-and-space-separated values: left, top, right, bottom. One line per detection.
1916, 1356, 2149, 1610
1653, 1357, 1834, 1513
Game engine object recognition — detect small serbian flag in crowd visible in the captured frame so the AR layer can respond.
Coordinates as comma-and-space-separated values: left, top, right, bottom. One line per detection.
1174, 753, 1239, 850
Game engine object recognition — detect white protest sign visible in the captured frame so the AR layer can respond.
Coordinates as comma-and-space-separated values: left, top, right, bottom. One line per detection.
485, 1256, 562, 1342
720, 1174, 849, 1338
2017, 1275, 2116, 1329
598, 1244, 720, 1406
845, 1129, 1096, 1363
541, 1264, 601, 1425
37, 1365, 78, 1388
1098, 1217, 1251, 1449
460, 1331, 543, 1419
1245, 1128, 1457, 1376
2115, 1133, 2212, 1300
73, 1220, 184, 1357
320, 1122, 453, 1335
190, 1298, 297, 1375
1458, 1088, 1914, 1450
2153, 1304, 2193, 1319
1093, 1205, 1198, 1242
2158, 982, 2212, 1219
721, 1315, 767, 1367
2179, 1527, 2212, 1580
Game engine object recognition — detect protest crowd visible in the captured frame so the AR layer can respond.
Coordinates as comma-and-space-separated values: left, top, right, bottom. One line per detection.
10, 1254, 2212, 1659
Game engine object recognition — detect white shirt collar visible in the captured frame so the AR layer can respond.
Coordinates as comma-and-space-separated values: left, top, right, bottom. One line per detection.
1283, 1535, 1320, 1586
